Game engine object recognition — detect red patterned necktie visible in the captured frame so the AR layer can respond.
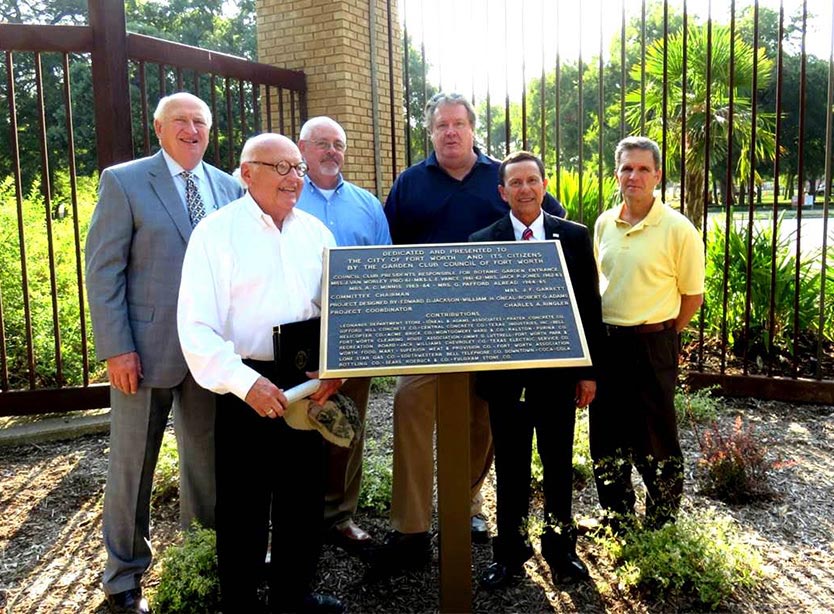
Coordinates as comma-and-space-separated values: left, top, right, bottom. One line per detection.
522, 227, 533, 241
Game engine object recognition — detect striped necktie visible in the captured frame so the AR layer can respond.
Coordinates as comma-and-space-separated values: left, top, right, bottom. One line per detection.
181, 170, 206, 227
522, 227, 533, 240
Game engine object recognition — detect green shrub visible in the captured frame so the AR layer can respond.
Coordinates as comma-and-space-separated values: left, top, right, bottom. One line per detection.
697, 416, 776, 504
675, 385, 721, 424
702, 215, 833, 359
370, 376, 396, 394
152, 431, 180, 507
358, 440, 392, 515
598, 508, 763, 610
0, 172, 102, 389
547, 167, 619, 231
152, 525, 220, 614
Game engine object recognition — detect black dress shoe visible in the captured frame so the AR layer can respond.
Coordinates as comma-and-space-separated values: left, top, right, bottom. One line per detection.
470, 514, 490, 544
479, 561, 523, 590
326, 520, 374, 555
362, 531, 431, 577
106, 588, 150, 614
548, 551, 590, 584
299, 593, 345, 613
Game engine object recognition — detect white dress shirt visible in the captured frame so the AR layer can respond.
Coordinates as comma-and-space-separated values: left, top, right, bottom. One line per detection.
510, 209, 545, 240
177, 192, 336, 401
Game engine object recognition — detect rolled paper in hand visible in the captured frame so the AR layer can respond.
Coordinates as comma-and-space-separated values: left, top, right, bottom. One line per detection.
284, 378, 321, 404
282, 379, 321, 431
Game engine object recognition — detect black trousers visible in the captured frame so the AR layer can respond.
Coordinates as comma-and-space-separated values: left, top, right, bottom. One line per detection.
588, 328, 682, 527
485, 370, 577, 567
215, 360, 325, 613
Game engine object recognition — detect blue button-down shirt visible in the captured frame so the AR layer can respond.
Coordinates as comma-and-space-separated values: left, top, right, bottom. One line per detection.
385, 148, 565, 245
296, 174, 391, 247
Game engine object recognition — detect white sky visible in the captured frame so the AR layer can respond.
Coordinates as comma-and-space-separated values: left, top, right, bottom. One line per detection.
399, 0, 834, 101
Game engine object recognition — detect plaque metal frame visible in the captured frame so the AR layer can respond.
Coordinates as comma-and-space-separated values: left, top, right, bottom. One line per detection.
319, 241, 591, 379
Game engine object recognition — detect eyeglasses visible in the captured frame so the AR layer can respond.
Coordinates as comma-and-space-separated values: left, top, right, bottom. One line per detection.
248, 160, 308, 177
311, 139, 346, 153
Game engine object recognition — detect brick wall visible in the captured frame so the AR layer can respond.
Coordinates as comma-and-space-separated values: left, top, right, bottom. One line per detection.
256, 0, 405, 200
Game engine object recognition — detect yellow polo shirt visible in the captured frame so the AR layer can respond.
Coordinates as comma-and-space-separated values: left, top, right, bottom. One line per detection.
593, 197, 705, 326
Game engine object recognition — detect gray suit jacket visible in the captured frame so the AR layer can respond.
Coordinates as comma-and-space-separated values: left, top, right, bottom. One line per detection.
85, 151, 243, 388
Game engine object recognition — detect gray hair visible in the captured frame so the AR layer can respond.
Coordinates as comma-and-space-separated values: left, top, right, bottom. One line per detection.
614, 136, 661, 170
299, 116, 347, 144
424, 92, 476, 130
153, 92, 212, 129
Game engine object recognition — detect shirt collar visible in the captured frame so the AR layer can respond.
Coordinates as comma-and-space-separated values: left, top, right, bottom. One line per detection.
305, 173, 344, 195
242, 191, 298, 229
510, 209, 545, 240
425, 147, 491, 169
615, 195, 666, 229
161, 149, 206, 181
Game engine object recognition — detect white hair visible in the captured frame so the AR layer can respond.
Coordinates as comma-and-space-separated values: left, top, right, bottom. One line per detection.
153, 92, 212, 129
299, 116, 347, 144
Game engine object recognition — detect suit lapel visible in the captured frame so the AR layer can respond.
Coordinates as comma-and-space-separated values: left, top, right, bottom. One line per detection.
204, 163, 233, 211
543, 213, 562, 240
148, 152, 193, 243
494, 215, 515, 241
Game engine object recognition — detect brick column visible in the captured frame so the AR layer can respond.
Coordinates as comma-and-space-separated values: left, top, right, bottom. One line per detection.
256, 0, 405, 200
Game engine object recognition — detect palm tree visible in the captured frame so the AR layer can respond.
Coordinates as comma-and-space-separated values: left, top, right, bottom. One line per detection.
625, 24, 776, 227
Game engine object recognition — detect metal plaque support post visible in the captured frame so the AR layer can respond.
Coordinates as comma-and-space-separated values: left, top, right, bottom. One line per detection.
436, 372, 472, 613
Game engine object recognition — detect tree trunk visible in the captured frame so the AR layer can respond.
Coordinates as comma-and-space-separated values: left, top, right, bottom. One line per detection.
684, 166, 706, 229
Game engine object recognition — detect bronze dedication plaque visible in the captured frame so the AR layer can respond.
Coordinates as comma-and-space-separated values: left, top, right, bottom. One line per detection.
319, 241, 590, 378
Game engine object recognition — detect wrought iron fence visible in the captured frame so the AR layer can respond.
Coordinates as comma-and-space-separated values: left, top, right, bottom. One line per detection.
0, 2, 306, 415
399, 0, 834, 401
2, 0, 834, 411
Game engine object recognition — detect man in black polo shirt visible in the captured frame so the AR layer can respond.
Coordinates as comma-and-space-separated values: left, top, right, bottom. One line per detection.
377, 92, 565, 571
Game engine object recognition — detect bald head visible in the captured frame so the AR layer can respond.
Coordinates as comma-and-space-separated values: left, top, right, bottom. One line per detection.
239, 133, 306, 227
240, 133, 297, 164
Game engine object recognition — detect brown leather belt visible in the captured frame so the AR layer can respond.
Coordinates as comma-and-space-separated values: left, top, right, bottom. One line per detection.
605, 319, 676, 336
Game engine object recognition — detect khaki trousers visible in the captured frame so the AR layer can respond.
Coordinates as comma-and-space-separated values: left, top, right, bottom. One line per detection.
390, 373, 494, 534
323, 377, 372, 528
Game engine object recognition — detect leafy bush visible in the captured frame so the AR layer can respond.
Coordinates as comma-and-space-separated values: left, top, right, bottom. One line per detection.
697, 416, 776, 504
370, 376, 396, 394
598, 508, 763, 610
152, 431, 180, 507
0, 172, 102, 389
702, 215, 833, 360
547, 167, 619, 231
152, 525, 220, 614
675, 385, 721, 424
358, 439, 392, 515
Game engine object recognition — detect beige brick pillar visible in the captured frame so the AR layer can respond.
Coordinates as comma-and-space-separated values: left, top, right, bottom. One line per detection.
256, 0, 406, 200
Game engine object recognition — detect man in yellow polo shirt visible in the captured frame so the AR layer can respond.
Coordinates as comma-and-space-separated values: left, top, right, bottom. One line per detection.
590, 136, 704, 531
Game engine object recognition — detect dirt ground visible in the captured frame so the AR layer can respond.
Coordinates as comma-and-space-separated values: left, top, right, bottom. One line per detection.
1, 392, 832, 613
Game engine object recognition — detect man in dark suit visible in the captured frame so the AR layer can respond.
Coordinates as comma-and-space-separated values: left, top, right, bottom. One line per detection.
85, 92, 242, 613
469, 151, 604, 590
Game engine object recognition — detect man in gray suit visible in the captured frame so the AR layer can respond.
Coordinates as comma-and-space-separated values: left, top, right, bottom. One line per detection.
85, 92, 242, 614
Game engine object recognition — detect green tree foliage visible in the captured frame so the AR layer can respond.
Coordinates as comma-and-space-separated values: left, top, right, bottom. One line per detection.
403, 34, 437, 164
626, 24, 776, 228
0, 0, 256, 192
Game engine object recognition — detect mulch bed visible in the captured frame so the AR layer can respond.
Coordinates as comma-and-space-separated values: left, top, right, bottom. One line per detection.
1, 391, 832, 613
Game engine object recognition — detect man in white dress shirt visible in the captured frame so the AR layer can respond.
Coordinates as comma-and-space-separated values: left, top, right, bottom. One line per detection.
177, 133, 344, 613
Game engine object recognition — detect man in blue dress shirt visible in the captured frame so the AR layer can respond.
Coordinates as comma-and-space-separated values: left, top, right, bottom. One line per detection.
297, 116, 391, 554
